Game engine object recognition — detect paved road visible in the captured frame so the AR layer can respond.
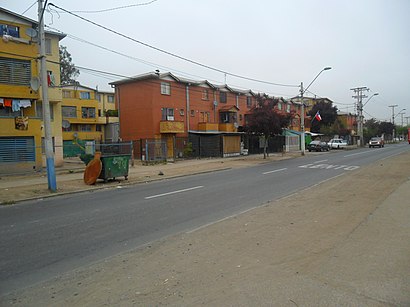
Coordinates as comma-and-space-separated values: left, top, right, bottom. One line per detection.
1, 143, 409, 294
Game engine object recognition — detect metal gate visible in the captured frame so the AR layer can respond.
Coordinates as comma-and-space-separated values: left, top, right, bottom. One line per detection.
144, 140, 167, 162
285, 135, 300, 152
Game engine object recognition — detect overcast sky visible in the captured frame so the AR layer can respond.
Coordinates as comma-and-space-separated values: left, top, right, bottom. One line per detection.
4, 0, 410, 123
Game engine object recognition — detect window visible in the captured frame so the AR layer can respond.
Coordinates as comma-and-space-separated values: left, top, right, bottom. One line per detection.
36, 102, 54, 119
246, 97, 252, 108
161, 82, 171, 95
62, 90, 73, 98
62, 106, 76, 118
202, 89, 209, 100
286, 104, 291, 113
96, 125, 102, 132
200, 111, 210, 122
220, 92, 227, 103
82, 107, 95, 118
95, 94, 101, 102
0, 57, 31, 85
79, 124, 92, 132
0, 24, 19, 38
161, 108, 174, 121
107, 95, 115, 103
277, 103, 282, 111
45, 38, 52, 54
80, 91, 91, 99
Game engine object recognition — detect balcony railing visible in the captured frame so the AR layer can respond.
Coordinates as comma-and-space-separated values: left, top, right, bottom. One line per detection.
160, 121, 184, 133
219, 123, 236, 132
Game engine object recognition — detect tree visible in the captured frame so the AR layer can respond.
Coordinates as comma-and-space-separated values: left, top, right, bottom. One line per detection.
245, 94, 292, 158
59, 45, 79, 85
307, 99, 338, 133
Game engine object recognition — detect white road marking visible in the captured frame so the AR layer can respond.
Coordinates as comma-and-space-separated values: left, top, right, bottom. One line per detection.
145, 186, 204, 200
344, 151, 373, 157
313, 159, 328, 164
299, 163, 359, 171
262, 168, 287, 175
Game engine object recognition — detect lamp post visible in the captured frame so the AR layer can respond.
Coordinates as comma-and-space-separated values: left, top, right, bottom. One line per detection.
391, 107, 405, 141
363, 92, 379, 107
300, 67, 332, 155
358, 92, 379, 146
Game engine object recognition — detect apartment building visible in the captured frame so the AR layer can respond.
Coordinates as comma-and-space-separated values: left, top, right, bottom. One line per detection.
0, 7, 65, 174
61, 84, 118, 156
110, 72, 300, 159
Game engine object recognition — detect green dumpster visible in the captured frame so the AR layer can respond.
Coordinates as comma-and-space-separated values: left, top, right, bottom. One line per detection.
98, 154, 130, 182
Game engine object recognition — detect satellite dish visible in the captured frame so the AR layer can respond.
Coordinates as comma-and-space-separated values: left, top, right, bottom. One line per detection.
30, 77, 40, 91
213, 100, 218, 106
62, 120, 71, 129
73, 132, 78, 139
234, 122, 239, 129
25, 28, 38, 38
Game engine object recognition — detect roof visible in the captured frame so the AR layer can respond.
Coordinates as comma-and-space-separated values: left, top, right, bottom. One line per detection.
219, 105, 240, 112
60, 83, 97, 92
0, 7, 66, 40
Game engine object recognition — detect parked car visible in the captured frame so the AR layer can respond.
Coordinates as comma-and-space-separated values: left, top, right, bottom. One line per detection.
369, 137, 384, 148
307, 140, 330, 152
328, 138, 348, 149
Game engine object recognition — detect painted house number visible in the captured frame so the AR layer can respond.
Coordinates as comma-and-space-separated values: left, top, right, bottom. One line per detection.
299, 163, 360, 171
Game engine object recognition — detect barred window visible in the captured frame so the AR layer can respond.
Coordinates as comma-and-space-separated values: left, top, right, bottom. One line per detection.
0, 57, 31, 85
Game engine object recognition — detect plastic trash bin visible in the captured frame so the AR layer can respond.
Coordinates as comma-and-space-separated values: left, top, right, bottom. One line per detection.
98, 154, 130, 182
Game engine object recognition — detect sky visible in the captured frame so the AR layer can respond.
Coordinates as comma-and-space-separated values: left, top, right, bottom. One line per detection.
3, 0, 410, 123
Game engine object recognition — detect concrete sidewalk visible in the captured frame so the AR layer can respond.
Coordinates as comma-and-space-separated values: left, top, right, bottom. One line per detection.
0, 153, 297, 204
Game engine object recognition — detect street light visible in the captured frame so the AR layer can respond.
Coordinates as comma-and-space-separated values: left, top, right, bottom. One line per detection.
357, 92, 379, 146
300, 67, 332, 155
392, 108, 406, 140
363, 92, 379, 107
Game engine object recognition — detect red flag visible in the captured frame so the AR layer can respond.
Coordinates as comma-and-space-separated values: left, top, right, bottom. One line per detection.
315, 111, 322, 121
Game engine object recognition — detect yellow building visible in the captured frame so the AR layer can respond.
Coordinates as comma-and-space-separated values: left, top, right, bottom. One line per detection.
61, 84, 119, 156
96, 90, 119, 142
0, 8, 65, 174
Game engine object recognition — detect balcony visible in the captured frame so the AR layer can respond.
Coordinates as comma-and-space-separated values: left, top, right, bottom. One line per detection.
198, 123, 219, 132
160, 121, 184, 133
219, 123, 237, 132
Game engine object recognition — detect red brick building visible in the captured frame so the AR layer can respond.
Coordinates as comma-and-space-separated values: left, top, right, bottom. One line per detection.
110, 72, 300, 159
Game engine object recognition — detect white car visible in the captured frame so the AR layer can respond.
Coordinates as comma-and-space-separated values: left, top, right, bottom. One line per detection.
328, 139, 348, 149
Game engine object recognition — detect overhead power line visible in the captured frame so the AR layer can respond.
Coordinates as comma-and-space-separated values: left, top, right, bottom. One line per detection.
47, 3, 299, 88
57, 0, 158, 14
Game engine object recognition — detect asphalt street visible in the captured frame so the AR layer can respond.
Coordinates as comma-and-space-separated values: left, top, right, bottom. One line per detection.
0, 143, 409, 295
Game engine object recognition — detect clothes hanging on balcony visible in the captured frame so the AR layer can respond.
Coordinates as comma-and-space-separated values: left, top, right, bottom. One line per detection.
12, 100, 20, 112
3, 98, 12, 107
19, 100, 31, 108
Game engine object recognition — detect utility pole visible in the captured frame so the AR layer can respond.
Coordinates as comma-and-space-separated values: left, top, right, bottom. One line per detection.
405, 116, 410, 127
38, 0, 57, 191
300, 82, 305, 155
351, 87, 368, 147
389, 104, 398, 141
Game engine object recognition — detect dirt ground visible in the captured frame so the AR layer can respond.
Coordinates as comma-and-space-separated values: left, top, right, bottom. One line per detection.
1, 152, 410, 306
